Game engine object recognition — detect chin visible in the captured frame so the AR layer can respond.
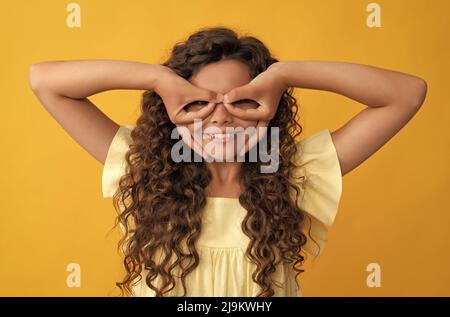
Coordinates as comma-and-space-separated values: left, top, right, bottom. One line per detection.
202, 142, 241, 162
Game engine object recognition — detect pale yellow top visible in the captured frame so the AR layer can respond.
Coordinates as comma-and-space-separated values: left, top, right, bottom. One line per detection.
102, 124, 343, 297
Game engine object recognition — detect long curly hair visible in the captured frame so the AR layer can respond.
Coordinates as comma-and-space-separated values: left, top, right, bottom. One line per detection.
112, 26, 315, 297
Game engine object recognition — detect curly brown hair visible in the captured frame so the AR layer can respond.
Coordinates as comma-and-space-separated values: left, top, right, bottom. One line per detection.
112, 26, 315, 297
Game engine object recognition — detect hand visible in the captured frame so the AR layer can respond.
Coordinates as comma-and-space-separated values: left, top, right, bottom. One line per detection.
222, 63, 289, 156
222, 62, 288, 121
154, 66, 222, 124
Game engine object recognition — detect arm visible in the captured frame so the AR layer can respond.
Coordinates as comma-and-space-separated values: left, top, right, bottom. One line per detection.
28, 60, 163, 164
272, 60, 428, 176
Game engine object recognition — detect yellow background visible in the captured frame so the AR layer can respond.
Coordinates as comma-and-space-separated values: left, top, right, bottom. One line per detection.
1, 0, 448, 296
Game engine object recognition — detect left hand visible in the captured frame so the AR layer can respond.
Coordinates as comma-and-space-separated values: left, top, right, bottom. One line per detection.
222, 62, 289, 156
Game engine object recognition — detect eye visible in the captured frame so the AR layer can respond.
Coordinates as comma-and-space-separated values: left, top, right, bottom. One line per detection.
193, 101, 209, 106
187, 100, 209, 106
184, 100, 209, 112
233, 99, 259, 109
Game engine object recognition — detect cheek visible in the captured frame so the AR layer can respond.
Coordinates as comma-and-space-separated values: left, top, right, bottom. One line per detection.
174, 124, 195, 144
234, 119, 258, 130
186, 124, 194, 135
178, 123, 196, 135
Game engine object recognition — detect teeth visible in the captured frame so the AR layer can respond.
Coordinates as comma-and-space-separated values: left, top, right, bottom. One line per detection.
215, 133, 232, 139
202, 133, 235, 140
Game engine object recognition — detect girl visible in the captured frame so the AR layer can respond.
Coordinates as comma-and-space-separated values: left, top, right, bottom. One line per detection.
28, 27, 427, 297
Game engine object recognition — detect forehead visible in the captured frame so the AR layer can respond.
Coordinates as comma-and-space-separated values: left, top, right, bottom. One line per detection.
188, 59, 251, 93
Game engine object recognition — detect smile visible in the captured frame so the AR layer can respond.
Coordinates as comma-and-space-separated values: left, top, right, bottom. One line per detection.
202, 131, 240, 142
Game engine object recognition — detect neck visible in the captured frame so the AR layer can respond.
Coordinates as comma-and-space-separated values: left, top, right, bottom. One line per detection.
205, 161, 243, 198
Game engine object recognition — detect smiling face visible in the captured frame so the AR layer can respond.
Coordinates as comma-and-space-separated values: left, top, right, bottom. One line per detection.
181, 59, 259, 161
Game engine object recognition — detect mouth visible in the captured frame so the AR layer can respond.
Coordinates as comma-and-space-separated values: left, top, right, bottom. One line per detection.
202, 131, 243, 142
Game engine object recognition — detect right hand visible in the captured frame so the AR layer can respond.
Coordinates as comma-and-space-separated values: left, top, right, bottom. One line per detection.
154, 66, 222, 125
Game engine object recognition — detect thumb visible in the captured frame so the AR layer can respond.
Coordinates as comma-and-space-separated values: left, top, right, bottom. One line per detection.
195, 88, 221, 103
223, 86, 251, 104
223, 88, 243, 103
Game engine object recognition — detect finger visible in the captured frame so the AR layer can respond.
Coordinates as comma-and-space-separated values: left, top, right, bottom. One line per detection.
183, 87, 221, 108
222, 102, 270, 121
192, 88, 221, 104
239, 120, 270, 157
224, 86, 256, 104
174, 101, 216, 124
173, 89, 222, 124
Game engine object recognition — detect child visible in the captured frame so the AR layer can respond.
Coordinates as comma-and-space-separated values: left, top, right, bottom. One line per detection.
28, 26, 427, 297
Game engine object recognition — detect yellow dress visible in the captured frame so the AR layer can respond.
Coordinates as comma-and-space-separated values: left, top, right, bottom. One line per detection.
102, 124, 343, 297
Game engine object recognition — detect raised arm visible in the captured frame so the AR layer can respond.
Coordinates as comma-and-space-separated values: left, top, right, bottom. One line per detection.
273, 60, 428, 176
28, 60, 162, 164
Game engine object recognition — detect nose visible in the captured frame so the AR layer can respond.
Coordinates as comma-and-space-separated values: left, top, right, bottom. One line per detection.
209, 102, 233, 125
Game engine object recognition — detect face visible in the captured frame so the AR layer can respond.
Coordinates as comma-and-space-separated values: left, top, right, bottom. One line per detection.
181, 59, 259, 162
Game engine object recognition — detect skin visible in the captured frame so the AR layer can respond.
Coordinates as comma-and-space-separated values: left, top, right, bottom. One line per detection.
225, 60, 428, 176
28, 59, 427, 199
182, 60, 261, 197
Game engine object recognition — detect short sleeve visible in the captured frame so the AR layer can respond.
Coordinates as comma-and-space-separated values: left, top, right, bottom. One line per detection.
291, 129, 343, 258
102, 124, 134, 198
